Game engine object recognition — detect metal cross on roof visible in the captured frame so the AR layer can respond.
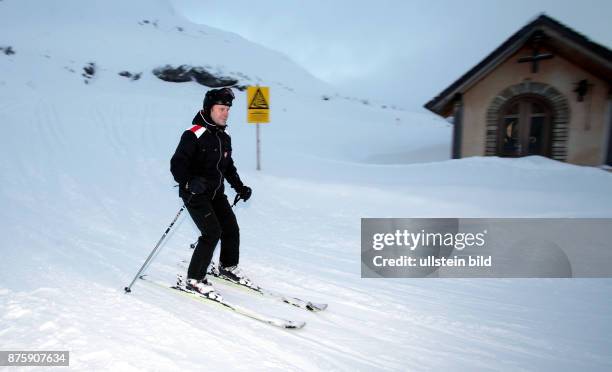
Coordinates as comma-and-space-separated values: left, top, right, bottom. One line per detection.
517, 31, 554, 73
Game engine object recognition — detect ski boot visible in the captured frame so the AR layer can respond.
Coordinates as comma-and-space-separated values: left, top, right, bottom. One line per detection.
178, 274, 222, 301
217, 265, 255, 288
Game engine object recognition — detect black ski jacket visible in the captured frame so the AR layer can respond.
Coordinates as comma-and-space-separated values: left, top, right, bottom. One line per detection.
170, 110, 244, 200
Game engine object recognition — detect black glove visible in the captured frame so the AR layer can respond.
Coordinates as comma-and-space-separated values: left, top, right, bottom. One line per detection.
237, 185, 252, 201
187, 177, 207, 195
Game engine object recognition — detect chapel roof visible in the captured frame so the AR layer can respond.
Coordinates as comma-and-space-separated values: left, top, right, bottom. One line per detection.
425, 14, 612, 116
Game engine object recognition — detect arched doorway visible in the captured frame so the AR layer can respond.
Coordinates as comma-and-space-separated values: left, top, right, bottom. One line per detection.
485, 81, 570, 161
498, 95, 553, 157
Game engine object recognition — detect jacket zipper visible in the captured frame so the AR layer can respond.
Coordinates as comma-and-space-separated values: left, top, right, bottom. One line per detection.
211, 132, 223, 199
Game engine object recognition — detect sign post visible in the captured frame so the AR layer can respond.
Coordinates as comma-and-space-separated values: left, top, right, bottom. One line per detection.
246, 86, 270, 171
256, 124, 261, 171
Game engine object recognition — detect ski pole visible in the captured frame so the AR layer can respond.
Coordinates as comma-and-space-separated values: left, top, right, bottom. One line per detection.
231, 193, 242, 207
124, 205, 186, 293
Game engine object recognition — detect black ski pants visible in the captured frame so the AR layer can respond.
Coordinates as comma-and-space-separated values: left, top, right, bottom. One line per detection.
183, 194, 240, 280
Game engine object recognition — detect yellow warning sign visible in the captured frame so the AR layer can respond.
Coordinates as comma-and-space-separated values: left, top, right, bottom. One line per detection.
247, 86, 270, 123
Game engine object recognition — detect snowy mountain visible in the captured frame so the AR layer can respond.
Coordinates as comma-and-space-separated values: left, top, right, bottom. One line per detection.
1, 0, 612, 371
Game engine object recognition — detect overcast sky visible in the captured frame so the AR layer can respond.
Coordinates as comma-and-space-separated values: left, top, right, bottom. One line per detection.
171, 0, 612, 111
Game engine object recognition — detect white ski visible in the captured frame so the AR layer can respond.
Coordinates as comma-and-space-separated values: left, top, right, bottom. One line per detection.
138, 275, 306, 330
207, 264, 328, 312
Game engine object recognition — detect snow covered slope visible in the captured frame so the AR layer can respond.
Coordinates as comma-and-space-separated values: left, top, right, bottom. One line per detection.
1, 0, 611, 371
0, 0, 329, 94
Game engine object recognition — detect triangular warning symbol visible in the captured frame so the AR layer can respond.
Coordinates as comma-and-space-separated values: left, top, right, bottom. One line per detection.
249, 88, 269, 109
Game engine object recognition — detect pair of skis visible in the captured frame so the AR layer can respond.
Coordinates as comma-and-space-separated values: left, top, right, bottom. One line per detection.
139, 264, 327, 330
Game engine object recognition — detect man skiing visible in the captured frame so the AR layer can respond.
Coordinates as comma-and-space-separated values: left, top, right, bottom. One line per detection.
170, 87, 253, 297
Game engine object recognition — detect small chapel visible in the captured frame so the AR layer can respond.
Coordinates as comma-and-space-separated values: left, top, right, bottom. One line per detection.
424, 14, 612, 166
